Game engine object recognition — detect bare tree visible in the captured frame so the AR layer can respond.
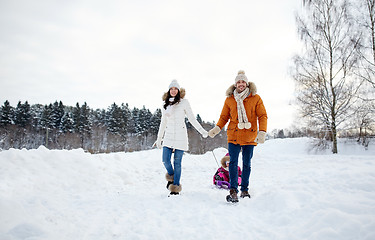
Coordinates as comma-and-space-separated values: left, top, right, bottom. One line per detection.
352, 100, 375, 145
355, 0, 375, 87
292, 0, 362, 153
348, 0, 375, 146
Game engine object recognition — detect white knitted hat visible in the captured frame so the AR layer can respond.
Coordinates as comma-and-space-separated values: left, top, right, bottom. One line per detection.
235, 70, 248, 84
169, 79, 180, 90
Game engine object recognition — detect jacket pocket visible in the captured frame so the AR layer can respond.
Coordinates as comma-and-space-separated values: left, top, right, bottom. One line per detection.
242, 128, 256, 143
227, 127, 237, 142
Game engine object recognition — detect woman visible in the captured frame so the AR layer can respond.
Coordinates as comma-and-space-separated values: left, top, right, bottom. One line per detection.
156, 80, 208, 195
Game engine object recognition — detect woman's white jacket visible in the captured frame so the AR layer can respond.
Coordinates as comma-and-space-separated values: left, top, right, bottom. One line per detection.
157, 91, 206, 151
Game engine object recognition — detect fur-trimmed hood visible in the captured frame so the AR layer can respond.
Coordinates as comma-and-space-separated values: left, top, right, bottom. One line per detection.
221, 154, 230, 168
162, 88, 186, 101
225, 82, 257, 97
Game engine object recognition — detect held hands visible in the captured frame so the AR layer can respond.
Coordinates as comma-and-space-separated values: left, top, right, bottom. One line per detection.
255, 131, 266, 144
201, 130, 208, 138
208, 126, 221, 138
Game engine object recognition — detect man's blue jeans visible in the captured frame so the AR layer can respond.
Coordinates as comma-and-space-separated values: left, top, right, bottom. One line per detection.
228, 143, 254, 192
162, 147, 184, 186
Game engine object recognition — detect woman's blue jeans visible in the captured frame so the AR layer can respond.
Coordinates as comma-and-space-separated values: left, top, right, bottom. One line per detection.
162, 147, 184, 186
228, 143, 254, 192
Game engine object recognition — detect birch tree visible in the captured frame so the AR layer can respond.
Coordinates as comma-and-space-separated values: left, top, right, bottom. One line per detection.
356, 0, 375, 87
293, 0, 361, 153
347, 0, 375, 145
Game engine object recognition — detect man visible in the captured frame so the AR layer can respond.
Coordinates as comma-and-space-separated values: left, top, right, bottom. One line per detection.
208, 70, 267, 202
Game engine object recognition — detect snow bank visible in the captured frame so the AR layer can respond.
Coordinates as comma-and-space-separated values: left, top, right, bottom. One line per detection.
0, 138, 374, 240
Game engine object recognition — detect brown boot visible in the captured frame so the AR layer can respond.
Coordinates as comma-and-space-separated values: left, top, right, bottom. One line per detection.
169, 184, 182, 195
165, 173, 174, 189
240, 191, 251, 198
165, 173, 174, 182
166, 181, 173, 189
226, 189, 239, 202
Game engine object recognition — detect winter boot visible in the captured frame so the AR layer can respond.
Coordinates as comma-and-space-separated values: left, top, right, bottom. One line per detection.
226, 189, 239, 203
166, 181, 173, 189
165, 173, 174, 189
240, 190, 251, 198
168, 184, 182, 195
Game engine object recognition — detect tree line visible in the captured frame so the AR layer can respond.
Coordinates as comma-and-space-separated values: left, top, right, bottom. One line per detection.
0, 100, 227, 153
1, 97, 372, 154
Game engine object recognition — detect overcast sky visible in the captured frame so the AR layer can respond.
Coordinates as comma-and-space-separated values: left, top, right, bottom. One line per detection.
0, 0, 303, 131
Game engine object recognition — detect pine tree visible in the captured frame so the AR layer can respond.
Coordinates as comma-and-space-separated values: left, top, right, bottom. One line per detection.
131, 107, 140, 135
30, 104, 45, 129
138, 106, 152, 136
39, 104, 53, 130
106, 103, 123, 134
14, 101, 31, 127
80, 102, 92, 135
120, 103, 131, 136
92, 109, 106, 128
50, 101, 65, 129
72, 102, 92, 147
0, 100, 14, 126
72, 103, 81, 133
60, 111, 74, 133
149, 108, 162, 135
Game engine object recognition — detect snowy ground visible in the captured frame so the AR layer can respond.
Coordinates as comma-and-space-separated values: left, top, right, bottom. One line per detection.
1, 138, 375, 240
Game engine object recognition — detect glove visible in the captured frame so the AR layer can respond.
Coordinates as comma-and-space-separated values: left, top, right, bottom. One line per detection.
208, 126, 221, 138
255, 131, 266, 144
201, 130, 208, 138
156, 137, 163, 149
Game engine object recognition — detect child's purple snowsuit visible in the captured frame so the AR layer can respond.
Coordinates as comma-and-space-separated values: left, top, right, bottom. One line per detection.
213, 153, 242, 189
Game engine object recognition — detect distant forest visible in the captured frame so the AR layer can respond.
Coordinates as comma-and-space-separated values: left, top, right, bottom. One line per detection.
0, 100, 227, 154
1, 99, 373, 154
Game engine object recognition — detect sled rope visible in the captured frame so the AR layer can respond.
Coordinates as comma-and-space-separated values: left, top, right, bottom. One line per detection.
211, 150, 220, 168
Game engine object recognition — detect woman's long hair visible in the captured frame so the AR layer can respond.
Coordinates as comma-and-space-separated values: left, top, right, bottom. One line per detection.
163, 89, 181, 109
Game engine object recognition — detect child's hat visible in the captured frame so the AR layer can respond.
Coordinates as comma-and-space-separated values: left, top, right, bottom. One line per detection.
221, 153, 230, 168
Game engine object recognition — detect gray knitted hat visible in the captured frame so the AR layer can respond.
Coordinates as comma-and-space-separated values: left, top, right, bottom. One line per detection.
169, 79, 180, 90
235, 70, 248, 84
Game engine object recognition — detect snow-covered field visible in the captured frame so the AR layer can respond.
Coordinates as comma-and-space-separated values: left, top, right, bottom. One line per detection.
1, 138, 375, 240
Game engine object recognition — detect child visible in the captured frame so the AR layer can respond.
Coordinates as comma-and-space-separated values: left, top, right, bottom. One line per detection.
213, 153, 242, 189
